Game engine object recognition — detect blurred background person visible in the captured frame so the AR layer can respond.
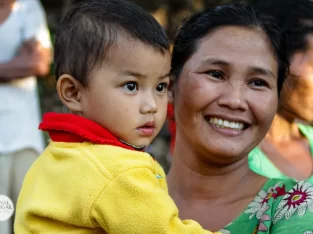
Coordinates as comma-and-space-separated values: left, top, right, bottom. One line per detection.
0, 0, 51, 233
249, 0, 313, 181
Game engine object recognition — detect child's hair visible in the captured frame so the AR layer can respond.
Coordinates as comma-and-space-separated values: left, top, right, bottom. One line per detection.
54, 0, 170, 85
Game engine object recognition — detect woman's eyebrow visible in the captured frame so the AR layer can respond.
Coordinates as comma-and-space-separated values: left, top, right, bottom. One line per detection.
250, 67, 275, 79
201, 58, 230, 66
201, 58, 275, 78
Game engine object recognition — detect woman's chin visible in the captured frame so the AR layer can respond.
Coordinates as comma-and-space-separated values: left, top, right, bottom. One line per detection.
198, 143, 252, 165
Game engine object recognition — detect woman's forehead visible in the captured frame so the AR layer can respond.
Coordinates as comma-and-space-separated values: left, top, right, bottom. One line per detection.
187, 26, 278, 73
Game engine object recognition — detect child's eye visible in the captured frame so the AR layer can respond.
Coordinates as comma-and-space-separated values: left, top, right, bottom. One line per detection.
123, 82, 138, 93
156, 83, 168, 93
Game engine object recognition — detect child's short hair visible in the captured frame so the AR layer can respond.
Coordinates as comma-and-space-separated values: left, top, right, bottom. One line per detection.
54, 0, 170, 85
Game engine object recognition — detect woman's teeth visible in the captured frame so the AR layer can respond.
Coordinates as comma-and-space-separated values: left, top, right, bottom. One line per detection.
208, 117, 244, 130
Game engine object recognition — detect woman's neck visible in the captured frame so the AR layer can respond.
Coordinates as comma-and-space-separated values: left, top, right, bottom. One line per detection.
167, 134, 269, 231
266, 112, 302, 143
167, 138, 258, 201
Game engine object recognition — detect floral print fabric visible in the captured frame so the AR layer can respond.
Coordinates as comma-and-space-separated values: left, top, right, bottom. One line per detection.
219, 179, 313, 234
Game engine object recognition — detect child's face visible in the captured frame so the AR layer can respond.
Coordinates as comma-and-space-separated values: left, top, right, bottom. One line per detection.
80, 39, 171, 147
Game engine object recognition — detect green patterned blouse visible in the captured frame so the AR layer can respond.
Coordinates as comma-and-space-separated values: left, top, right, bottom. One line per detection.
218, 178, 313, 234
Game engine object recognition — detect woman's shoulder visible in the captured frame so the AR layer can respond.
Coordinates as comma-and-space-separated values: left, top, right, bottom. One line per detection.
242, 178, 313, 233
264, 177, 312, 201
262, 178, 313, 232
264, 177, 309, 188
222, 178, 313, 233
260, 178, 313, 211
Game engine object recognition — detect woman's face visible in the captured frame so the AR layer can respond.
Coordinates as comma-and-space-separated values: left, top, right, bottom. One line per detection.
173, 26, 279, 164
279, 34, 313, 124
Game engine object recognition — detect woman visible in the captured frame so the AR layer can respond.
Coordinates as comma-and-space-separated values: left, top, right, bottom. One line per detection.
248, 0, 313, 182
167, 4, 313, 233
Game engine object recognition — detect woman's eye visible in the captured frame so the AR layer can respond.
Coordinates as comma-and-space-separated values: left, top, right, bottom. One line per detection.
206, 70, 224, 79
123, 82, 138, 93
156, 83, 168, 93
250, 79, 268, 88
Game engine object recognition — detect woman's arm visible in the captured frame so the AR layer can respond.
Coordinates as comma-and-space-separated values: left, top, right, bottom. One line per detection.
0, 39, 51, 82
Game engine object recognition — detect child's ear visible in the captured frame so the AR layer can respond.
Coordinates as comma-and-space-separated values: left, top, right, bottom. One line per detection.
56, 74, 84, 113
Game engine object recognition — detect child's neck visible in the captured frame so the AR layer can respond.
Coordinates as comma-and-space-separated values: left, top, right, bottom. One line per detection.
119, 139, 145, 151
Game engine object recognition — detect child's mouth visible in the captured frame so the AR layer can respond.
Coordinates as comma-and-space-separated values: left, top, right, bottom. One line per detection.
137, 121, 155, 137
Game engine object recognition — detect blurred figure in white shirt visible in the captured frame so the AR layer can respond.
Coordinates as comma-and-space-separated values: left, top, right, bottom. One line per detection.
0, 0, 52, 233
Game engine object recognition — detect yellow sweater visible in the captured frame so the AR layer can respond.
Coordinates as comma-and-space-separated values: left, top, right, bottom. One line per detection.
15, 141, 217, 233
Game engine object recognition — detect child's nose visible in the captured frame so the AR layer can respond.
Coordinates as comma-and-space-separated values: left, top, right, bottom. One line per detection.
140, 94, 157, 114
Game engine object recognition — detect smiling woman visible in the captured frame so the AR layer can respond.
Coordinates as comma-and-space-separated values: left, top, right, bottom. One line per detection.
173, 25, 279, 161
167, 3, 313, 234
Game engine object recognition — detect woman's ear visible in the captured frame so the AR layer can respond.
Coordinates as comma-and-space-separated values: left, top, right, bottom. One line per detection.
56, 74, 84, 113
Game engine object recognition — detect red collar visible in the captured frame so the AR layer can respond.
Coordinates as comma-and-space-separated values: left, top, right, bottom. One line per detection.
39, 112, 140, 151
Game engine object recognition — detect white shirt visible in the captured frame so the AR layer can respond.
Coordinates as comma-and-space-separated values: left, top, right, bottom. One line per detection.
0, 0, 51, 154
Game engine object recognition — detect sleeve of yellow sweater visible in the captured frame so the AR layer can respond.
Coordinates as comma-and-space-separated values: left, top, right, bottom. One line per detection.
90, 167, 219, 234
